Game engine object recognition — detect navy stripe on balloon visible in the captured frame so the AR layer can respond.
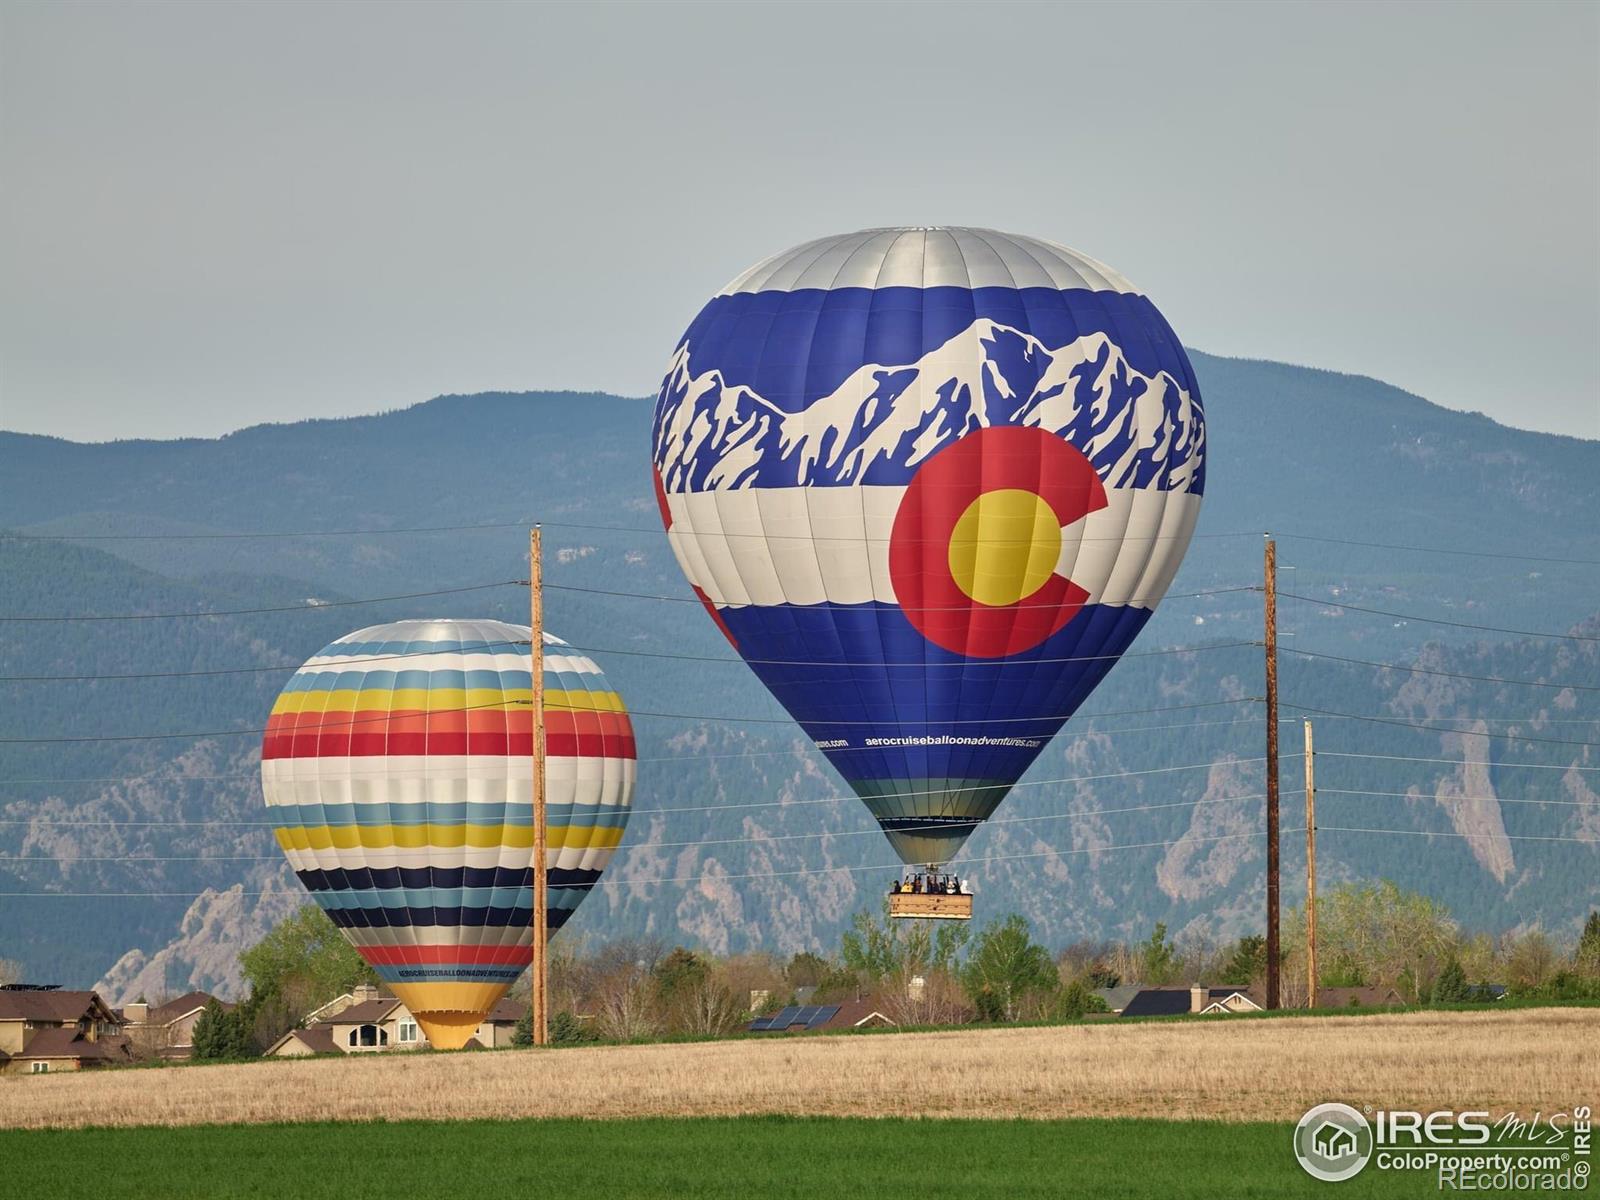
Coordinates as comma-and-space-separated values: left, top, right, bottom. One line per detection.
667, 287, 1194, 418
323, 903, 581, 930
296, 866, 600, 892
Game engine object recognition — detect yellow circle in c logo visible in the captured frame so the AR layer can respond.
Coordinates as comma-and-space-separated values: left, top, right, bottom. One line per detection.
947, 488, 1062, 608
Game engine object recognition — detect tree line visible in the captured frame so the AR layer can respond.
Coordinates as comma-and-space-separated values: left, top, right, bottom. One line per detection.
158, 881, 1600, 1061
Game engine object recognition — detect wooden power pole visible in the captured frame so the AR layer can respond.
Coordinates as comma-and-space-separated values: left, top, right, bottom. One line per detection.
1304, 718, 1318, 1010
1264, 535, 1280, 1010
530, 526, 549, 1047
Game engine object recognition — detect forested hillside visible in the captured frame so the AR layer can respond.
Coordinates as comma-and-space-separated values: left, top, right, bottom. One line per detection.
2, 351, 1597, 994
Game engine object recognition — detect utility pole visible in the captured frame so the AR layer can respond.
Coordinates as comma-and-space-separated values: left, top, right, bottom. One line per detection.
1264, 535, 1280, 1010
1304, 718, 1318, 1010
530, 526, 549, 1047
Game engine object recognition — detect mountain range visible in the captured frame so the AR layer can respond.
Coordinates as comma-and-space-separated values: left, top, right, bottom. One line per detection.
653, 322, 1203, 492
2, 349, 1597, 997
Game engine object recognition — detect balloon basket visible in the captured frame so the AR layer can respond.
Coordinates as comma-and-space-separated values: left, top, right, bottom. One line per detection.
888, 874, 973, 921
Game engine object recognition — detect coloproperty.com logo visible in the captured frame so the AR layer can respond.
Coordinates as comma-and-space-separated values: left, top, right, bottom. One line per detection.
1294, 1103, 1592, 1190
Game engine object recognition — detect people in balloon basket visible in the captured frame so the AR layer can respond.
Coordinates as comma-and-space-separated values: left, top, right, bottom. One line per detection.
891, 873, 971, 896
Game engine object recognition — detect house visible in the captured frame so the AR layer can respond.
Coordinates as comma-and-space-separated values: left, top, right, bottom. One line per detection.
0, 985, 132, 1074
1092, 985, 1142, 1015
264, 986, 523, 1056
1116, 986, 1264, 1018
747, 1001, 896, 1033
117, 991, 233, 1060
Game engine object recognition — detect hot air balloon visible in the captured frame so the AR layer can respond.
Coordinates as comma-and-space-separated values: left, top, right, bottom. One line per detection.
262, 618, 635, 1047
651, 227, 1204, 914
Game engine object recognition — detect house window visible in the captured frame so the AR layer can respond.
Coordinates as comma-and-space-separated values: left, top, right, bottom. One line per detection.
348, 1024, 387, 1048
397, 1020, 418, 1043
31, 1062, 49, 1074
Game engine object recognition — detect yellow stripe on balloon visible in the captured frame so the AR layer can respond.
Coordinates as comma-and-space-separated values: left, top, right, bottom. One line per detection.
270, 687, 529, 715
272, 824, 626, 852
547, 688, 627, 714
269, 686, 625, 716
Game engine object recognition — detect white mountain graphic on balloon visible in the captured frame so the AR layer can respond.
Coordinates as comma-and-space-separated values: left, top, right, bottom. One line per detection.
653, 319, 1205, 494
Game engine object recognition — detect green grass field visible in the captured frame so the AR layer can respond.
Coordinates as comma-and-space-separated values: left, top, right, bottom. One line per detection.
3, 1116, 1440, 1199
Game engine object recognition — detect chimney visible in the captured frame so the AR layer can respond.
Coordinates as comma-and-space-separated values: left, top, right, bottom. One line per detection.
123, 1002, 149, 1024
749, 989, 770, 1013
352, 984, 380, 1003
1190, 985, 1206, 1014
908, 974, 926, 1001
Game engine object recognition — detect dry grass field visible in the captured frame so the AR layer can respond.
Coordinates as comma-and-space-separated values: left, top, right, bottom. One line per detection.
3, 1007, 1593, 1131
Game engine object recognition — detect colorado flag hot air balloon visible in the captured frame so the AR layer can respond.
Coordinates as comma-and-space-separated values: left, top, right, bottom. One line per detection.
262, 619, 634, 1048
651, 227, 1204, 873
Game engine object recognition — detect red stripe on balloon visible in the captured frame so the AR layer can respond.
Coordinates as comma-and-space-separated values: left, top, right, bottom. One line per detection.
356, 944, 533, 967
261, 708, 635, 761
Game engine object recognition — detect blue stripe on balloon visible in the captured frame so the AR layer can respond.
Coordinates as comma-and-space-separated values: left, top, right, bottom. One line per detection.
671, 286, 1194, 416
717, 599, 1153, 790
267, 802, 631, 830
296, 866, 600, 892
320, 898, 585, 930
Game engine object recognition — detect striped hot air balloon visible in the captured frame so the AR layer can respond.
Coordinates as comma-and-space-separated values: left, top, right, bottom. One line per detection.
261, 618, 635, 1049
652, 227, 1204, 873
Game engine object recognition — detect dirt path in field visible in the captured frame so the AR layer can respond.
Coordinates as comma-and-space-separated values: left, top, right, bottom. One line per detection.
2, 1008, 1594, 1130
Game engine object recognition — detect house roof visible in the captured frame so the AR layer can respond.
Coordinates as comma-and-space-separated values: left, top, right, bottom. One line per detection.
1093, 985, 1142, 1013
817, 1000, 894, 1030
14, 1026, 133, 1062
147, 992, 232, 1024
0, 989, 115, 1025
321, 997, 404, 1025
483, 998, 524, 1024
1118, 988, 1195, 1018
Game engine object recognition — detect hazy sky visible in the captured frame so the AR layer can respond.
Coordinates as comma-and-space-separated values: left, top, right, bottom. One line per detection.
2, 1, 1596, 443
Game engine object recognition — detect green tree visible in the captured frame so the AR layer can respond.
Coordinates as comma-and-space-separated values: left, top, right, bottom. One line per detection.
1219, 935, 1267, 986
785, 951, 831, 988
1052, 978, 1111, 1021
239, 904, 376, 1006
960, 914, 1058, 1022
1431, 957, 1469, 1004
1576, 911, 1600, 976
653, 947, 710, 1002
841, 901, 968, 981
1138, 922, 1179, 985
191, 1000, 255, 1060
512, 1008, 533, 1047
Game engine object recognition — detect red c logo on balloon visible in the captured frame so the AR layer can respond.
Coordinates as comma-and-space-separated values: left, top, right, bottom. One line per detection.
889, 426, 1108, 658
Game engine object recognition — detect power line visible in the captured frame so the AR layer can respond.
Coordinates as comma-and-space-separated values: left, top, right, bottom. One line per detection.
0, 696, 1260, 745
0, 582, 520, 623
1317, 750, 1600, 774
1317, 825, 1598, 845
0, 638, 1262, 683
1279, 646, 1600, 692
543, 582, 1258, 612
0, 826, 1305, 896
1280, 702, 1600, 749
1320, 788, 1597, 808
0, 720, 1272, 786
1276, 590, 1600, 643
0, 755, 1281, 826
0, 790, 1280, 861
1275, 532, 1600, 568
3, 520, 1263, 545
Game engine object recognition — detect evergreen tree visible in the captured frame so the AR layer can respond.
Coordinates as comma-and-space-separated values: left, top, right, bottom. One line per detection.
1431, 958, 1469, 1004
1576, 911, 1600, 976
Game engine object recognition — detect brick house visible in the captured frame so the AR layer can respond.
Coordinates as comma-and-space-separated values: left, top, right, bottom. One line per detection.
0, 985, 132, 1074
